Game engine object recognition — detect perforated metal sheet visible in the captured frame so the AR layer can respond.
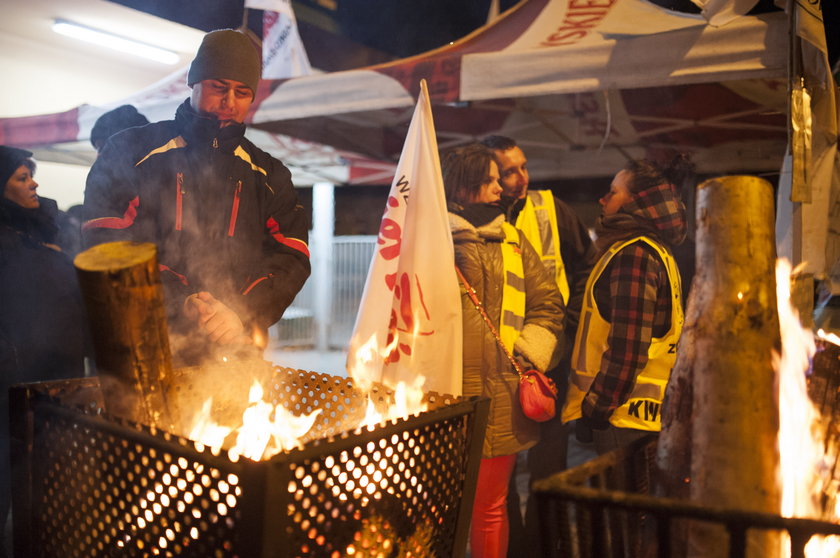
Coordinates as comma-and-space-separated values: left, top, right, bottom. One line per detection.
11, 366, 488, 558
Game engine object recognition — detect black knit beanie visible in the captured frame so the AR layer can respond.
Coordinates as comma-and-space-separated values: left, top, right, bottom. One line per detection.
0, 146, 34, 188
187, 29, 261, 94
90, 105, 150, 150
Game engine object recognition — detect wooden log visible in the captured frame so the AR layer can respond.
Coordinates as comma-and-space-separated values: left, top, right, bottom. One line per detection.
661, 176, 781, 557
654, 269, 697, 555
74, 241, 180, 433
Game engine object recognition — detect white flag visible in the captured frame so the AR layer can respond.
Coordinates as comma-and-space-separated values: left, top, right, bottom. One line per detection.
245, 0, 312, 79
347, 81, 463, 396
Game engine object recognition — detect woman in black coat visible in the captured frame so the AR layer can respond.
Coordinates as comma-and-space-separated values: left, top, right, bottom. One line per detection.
0, 146, 91, 556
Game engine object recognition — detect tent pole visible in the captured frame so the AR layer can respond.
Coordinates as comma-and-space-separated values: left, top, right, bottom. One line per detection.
312, 182, 335, 352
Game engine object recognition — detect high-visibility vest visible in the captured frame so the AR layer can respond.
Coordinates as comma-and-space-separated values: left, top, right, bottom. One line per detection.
498, 222, 527, 351
515, 190, 569, 304
562, 236, 683, 431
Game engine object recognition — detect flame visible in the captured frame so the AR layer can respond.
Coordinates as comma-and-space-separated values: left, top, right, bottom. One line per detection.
349, 333, 429, 429
188, 380, 321, 462
347, 334, 382, 393
775, 259, 839, 556
187, 398, 233, 449
818, 329, 840, 347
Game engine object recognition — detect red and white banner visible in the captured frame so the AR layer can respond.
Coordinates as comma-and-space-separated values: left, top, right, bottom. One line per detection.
246, 0, 312, 79
346, 81, 462, 396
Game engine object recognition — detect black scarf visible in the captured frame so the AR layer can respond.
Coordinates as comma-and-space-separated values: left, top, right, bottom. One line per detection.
0, 197, 58, 245
453, 203, 504, 228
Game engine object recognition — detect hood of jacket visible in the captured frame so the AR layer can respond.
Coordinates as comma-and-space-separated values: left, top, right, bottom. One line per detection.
594, 182, 686, 253
449, 211, 507, 243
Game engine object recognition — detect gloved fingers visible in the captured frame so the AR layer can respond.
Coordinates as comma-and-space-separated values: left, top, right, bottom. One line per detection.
184, 293, 214, 322
203, 313, 245, 344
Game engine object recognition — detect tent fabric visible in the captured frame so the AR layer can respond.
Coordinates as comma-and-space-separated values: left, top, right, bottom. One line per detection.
0, 0, 791, 184
243, 0, 789, 180
462, 13, 786, 98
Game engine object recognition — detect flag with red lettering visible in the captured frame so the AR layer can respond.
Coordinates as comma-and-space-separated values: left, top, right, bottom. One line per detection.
346, 81, 462, 396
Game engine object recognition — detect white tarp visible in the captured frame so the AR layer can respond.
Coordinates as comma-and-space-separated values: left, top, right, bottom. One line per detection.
462, 11, 786, 99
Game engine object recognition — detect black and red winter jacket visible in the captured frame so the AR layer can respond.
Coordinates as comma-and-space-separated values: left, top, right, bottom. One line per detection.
82, 99, 311, 340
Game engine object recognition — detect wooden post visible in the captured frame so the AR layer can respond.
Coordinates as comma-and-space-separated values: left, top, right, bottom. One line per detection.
657, 176, 781, 557
74, 241, 180, 433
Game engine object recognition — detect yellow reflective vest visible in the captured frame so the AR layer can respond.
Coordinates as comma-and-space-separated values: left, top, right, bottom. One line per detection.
562, 236, 683, 431
498, 222, 527, 352
515, 190, 570, 304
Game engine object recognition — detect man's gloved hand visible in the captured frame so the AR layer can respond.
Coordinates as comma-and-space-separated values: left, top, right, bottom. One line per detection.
183, 292, 252, 345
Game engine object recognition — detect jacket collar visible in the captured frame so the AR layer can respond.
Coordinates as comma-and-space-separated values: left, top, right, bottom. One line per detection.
0, 197, 58, 243
174, 99, 247, 151
449, 212, 506, 241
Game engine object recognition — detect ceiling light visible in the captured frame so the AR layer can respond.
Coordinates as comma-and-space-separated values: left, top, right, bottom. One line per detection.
52, 20, 180, 65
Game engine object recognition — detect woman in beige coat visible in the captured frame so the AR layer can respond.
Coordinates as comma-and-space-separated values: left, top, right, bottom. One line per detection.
442, 143, 565, 558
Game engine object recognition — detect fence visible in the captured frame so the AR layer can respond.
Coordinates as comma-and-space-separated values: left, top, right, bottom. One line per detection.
272, 235, 376, 350
532, 436, 840, 558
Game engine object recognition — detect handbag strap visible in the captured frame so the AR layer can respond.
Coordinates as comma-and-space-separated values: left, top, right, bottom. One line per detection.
455, 265, 525, 378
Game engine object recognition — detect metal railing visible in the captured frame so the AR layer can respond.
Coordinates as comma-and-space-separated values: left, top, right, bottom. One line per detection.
273, 235, 376, 349
533, 436, 840, 558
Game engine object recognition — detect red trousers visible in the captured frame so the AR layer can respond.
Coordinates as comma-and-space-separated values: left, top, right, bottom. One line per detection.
470, 453, 517, 558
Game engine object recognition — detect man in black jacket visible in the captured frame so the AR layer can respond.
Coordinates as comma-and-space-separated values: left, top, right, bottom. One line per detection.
83, 29, 310, 364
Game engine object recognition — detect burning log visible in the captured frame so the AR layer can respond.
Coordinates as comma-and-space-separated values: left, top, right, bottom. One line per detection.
657, 175, 781, 557
74, 240, 180, 433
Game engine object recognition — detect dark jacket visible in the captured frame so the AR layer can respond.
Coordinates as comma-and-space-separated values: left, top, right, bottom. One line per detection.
82, 100, 311, 344
0, 196, 90, 424
451, 208, 565, 457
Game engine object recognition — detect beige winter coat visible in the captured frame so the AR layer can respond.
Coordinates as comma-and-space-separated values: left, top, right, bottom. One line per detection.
451, 212, 566, 458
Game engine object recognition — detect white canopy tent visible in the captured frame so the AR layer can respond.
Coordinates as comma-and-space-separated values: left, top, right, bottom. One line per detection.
0, 0, 836, 274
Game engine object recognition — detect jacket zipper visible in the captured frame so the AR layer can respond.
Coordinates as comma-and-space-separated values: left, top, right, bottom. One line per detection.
175, 172, 184, 231
228, 180, 242, 237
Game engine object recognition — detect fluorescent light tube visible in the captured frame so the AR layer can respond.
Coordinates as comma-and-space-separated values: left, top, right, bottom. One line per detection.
52, 20, 180, 65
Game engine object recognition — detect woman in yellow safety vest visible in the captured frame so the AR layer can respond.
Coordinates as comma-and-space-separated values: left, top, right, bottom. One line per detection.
562, 155, 693, 454
441, 143, 565, 558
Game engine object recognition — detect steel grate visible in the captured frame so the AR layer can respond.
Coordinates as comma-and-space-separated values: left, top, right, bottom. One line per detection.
11, 365, 489, 558
37, 414, 242, 557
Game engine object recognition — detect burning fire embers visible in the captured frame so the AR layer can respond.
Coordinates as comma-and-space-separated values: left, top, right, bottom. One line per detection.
776, 260, 840, 555
10, 365, 489, 557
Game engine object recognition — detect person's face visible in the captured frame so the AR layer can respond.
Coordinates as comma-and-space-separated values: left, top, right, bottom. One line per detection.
600, 169, 634, 216
471, 160, 503, 204
4, 164, 39, 209
190, 79, 254, 127
493, 146, 529, 199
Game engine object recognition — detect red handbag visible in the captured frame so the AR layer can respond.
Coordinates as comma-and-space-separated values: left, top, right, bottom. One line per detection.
455, 266, 558, 422
518, 369, 558, 422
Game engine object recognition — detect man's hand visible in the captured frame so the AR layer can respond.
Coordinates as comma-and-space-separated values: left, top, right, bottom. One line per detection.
183, 292, 252, 345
